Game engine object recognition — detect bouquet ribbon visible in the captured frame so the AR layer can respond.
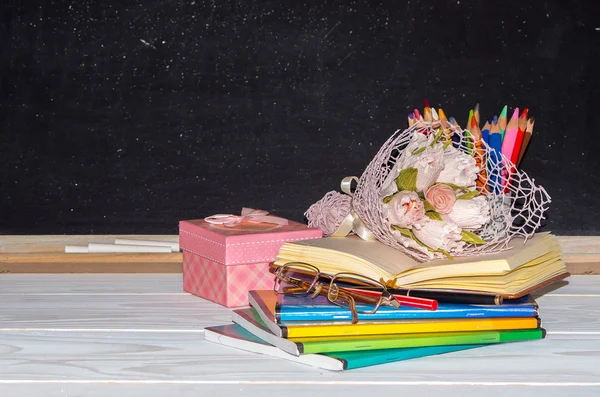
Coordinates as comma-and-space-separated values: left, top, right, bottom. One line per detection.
204, 208, 289, 227
330, 176, 376, 241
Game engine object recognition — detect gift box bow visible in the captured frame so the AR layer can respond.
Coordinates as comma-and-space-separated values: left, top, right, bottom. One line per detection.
204, 208, 289, 227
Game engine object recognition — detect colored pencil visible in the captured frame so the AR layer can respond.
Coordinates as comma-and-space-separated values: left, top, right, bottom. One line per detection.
408, 112, 415, 127
500, 108, 519, 192
488, 119, 503, 194
517, 118, 535, 166
438, 108, 452, 143
437, 108, 448, 123
481, 119, 492, 148
449, 117, 461, 148
501, 107, 520, 166
465, 109, 474, 151
430, 108, 442, 131
437, 108, 447, 120
470, 117, 488, 194
473, 103, 480, 126
511, 108, 529, 166
423, 107, 432, 122
423, 100, 431, 126
498, 105, 508, 139
413, 108, 422, 121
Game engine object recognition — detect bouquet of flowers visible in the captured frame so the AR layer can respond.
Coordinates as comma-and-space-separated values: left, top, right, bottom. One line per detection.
306, 119, 550, 262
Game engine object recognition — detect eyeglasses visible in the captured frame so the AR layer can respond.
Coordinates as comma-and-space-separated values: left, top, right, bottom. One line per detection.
273, 262, 401, 324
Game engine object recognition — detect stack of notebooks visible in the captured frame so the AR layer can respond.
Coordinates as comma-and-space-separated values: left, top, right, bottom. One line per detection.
204, 232, 569, 371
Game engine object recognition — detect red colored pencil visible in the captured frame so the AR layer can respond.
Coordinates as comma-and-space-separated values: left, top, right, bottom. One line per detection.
517, 118, 535, 166
511, 108, 529, 166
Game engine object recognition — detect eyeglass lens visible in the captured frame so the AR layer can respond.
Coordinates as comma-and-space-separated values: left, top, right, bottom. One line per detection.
273, 262, 320, 296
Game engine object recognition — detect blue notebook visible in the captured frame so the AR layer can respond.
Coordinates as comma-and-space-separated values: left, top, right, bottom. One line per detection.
271, 291, 538, 323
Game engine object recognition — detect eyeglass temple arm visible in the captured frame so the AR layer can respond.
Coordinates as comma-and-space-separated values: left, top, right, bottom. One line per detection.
336, 290, 359, 324
281, 286, 308, 294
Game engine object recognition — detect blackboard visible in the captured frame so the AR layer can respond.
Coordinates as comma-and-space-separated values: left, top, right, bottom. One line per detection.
1, 0, 599, 235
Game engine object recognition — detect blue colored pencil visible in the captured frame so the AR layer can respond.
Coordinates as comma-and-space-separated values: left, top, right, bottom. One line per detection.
481, 118, 492, 148
488, 118, 503, 194
449, 117, 461, 148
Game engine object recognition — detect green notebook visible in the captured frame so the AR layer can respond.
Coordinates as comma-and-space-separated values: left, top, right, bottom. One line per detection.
205, 323, 487, 371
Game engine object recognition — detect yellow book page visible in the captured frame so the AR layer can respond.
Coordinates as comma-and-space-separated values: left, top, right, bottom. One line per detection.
283, 317, 539, 338
396, 250, 562, 286
407, 259, 567, 294
275, 232, 560, 285
275, 238, 416, 281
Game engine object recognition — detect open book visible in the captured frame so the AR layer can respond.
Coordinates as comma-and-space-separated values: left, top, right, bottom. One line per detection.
273, 232, 568, 298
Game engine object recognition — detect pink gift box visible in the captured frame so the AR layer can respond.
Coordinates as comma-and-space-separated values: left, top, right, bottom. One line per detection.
179, 216, 322, 307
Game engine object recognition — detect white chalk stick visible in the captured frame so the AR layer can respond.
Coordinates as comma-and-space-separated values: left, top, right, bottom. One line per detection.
87, 243, 172, 253
114, 238, 180, 252
65, 245, 90, 253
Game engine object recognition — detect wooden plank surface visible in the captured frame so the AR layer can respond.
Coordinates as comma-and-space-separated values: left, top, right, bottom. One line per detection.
0, 274, 594, 294
0, 273, 599, 397
0, 257, 182, 273
0, 275, 597, 331
0, 331, 598, 382
2, 235, 596, 255
0, 235, 182, 273
0, 385, 598, 397
1, 235, 600, 274
0, 235, 179, 253
0, 295, 232, 330
0, 274, 185, 293
0, 291, 596, 332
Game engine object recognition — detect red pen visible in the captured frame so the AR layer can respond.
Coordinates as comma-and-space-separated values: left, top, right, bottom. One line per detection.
344, 287, 438, 311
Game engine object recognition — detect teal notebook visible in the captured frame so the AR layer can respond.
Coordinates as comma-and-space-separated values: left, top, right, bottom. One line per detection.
204, 322, 484, 371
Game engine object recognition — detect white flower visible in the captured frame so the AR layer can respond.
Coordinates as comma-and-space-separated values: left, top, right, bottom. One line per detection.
437, 146, 480, 188
402, 131, 433, 156
413, 219, 465, 252
384, 191, 427, 229
380, 132, 438, 198
444, 196, 491, 230
401, 145, 445, 192
391, 228, 436, 260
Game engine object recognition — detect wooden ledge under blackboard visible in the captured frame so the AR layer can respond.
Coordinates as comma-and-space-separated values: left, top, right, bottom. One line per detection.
1, 235, 599, 274
0, 235, 182, 273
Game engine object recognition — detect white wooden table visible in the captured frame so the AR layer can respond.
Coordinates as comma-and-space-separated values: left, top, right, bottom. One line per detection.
1, 274, 599, 397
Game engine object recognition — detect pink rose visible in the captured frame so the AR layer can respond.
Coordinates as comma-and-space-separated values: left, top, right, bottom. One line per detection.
424, 184, 456, 215
385, 191, 426, 229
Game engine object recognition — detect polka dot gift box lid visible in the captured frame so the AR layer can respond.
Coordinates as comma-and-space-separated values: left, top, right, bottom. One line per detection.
179, 208, 322, 266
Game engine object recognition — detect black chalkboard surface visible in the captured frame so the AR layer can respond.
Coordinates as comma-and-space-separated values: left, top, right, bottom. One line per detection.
1, 1, 599, 235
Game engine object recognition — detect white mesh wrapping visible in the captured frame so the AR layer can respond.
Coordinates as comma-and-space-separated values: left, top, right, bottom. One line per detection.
305, 191, 352, 236
307, 121, 551, 262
